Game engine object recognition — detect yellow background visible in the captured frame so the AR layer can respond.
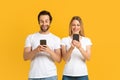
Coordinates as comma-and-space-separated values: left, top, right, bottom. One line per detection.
0, 0, 120, 80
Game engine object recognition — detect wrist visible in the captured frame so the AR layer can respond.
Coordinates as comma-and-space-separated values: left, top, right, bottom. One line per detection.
78, 46, 82, 50
34, 48, 39, 53
70, 46, 74, 50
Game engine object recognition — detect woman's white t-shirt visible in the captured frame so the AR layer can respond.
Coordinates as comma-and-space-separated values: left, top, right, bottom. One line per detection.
61, 36, 92, 76
25, 32, 61, 78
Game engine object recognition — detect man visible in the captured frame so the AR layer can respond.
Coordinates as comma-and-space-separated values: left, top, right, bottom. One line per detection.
24, 10, 61, 80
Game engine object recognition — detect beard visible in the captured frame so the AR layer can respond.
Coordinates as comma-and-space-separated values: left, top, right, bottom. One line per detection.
40, 25, 50, 32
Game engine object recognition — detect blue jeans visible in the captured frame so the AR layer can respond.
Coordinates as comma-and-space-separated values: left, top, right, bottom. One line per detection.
29, 76, 57, 80
62, 75, 88, 80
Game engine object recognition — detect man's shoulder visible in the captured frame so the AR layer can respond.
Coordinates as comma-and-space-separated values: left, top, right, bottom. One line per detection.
26, 32, 38, 38
50, 33, 60, 39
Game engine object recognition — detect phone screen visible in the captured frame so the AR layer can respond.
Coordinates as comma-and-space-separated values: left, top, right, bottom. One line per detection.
73, 34, 79, 41
40, 40, 46, 45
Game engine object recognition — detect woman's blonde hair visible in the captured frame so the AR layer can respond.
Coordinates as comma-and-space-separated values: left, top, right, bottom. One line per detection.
69, 16, 85, 36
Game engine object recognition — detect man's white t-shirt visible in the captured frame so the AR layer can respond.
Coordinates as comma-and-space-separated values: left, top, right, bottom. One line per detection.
25, 32, 61, 78
61, 36, 92, 76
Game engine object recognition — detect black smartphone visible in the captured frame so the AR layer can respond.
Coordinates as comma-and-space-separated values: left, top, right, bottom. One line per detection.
40, 40, 46, 45
73, 34, 79, 41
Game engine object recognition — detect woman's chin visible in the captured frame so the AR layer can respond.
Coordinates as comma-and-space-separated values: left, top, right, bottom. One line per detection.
73, 32, 79, 34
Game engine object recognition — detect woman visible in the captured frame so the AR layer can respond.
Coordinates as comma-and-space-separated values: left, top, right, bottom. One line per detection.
61, 16, 92, 80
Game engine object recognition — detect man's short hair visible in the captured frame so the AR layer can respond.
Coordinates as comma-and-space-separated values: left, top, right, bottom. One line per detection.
38, 10, 52, 23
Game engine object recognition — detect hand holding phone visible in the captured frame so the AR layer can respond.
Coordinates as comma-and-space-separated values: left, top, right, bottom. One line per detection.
73, 34, 79, 41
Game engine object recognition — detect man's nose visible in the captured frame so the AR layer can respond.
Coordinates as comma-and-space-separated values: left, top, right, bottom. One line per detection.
42, 22, 45, 25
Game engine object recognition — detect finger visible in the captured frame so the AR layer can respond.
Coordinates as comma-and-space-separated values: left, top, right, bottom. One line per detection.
43, 45, 47, 48
37, 47, 41, 52
40, 45, 46, 48
40, 48, 45, 51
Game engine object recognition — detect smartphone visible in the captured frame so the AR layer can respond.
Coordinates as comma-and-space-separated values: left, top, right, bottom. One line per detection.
40, 40, 46, 45
73, 34, 79, 41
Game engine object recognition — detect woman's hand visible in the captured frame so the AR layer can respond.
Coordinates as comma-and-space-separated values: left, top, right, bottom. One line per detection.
72, 40, 81, 49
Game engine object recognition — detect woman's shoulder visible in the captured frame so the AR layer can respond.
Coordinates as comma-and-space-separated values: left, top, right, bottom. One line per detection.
82, 36, 91, 40
61, 36, 70, 40
81, 36, 92, 45
61, 36, 71, 45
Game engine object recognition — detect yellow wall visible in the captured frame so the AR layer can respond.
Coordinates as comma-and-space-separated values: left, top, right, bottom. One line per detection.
0, 0, 120, 80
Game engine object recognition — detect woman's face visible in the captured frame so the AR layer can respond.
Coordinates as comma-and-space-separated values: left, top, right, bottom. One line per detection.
71, 20, 80, 34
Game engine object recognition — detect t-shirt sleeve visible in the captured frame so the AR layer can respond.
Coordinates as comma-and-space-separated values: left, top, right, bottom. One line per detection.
86, 38, 92, 46
24, 35, 32, 48
54, 38, 61, 49
61, 38, 66, 46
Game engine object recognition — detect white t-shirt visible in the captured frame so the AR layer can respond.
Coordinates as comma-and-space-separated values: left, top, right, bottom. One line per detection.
24, 32, 61, 78
61, 36, 92, 76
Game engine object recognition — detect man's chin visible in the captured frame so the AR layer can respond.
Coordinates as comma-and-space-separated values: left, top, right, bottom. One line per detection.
40, 26, 49, 32
41, 29, 48, 32
42, 30, 47, 32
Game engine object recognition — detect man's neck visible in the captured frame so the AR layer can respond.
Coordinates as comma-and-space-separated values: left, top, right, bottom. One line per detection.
39, 30, 50, 34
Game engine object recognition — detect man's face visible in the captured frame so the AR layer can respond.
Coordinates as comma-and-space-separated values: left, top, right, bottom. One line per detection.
39, 15, 50, 32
